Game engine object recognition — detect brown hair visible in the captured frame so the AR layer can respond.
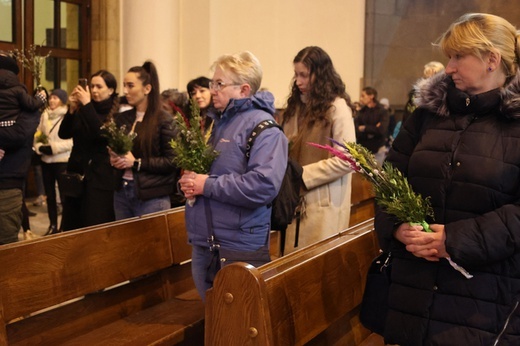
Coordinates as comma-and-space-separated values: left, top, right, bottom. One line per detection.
284, 46, 351, 127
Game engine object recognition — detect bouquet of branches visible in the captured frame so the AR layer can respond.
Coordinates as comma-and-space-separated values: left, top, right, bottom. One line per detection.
9, 44, 51, 89
169, 101, 218, 174
308, 140, 472, 279
100, 121, 136, 156
34, 130, 49, 145
170, 101, 218, 206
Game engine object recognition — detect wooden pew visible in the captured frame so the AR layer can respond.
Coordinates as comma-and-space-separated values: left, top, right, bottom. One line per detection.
0, 207, 204, 346
205, 218, 383, 345
349, 172, 375, 227
0, 171, 376, 345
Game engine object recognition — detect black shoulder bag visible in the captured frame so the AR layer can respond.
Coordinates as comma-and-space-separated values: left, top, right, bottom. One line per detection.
359, 251, 392, 335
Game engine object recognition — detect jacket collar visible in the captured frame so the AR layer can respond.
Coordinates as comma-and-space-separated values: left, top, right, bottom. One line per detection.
208, 91, 275, 121
414, 71, 520, 119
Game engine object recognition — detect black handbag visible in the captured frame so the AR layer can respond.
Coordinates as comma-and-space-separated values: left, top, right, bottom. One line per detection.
218, 245, 270, 267
205, 245, 271, 285
58, 172, 85, 198
359, 251, 392, 335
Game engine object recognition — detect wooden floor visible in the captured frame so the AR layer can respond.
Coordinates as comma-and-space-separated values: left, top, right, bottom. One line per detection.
359, 333, 385, 346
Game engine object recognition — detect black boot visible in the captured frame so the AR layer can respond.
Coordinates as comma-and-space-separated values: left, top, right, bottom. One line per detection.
45, 225, 59, 235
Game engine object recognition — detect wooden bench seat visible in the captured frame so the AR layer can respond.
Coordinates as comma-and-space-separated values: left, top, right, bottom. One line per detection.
0, 207, 204, 346
59, 297, 204, 346
205, 218, 382, 345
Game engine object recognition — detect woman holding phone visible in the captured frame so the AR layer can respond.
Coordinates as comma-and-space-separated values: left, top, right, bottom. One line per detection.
58, 70, 119, 231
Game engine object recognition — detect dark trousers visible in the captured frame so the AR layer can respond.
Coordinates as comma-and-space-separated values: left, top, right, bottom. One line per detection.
41, 161, 67, 228
61, 183, 115, 231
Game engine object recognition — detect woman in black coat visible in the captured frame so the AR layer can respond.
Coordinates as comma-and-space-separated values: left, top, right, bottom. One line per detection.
375, 13, 520, 345
58, 70, 119, 231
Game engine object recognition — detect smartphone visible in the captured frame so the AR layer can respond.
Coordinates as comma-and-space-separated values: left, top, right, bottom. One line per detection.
78, 78, 88, 89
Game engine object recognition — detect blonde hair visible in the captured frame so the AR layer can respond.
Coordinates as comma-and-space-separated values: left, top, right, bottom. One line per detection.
211, 51, 263, 94
423, 61, 445, 78
437, 13, 520, 77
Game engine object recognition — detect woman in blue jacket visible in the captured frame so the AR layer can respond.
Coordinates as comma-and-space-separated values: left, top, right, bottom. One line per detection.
179, 51, 288, 300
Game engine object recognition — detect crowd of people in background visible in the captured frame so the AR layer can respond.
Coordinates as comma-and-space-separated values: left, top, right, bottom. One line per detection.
3, 15, 520, 343
0, 44, 454, 253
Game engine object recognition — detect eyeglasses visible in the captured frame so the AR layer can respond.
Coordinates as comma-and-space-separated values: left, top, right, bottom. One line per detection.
208, 81, 240, 91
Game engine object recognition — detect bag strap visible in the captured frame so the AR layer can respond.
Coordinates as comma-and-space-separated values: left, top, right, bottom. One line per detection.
246, 119, 283, 159
205, 119, 281, 251
203, 197, 219, 251
48, 116, 64, 134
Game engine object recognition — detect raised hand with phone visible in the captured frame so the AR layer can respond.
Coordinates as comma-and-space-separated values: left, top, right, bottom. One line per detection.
68, 78, 91, 113
78, 78, 88, 89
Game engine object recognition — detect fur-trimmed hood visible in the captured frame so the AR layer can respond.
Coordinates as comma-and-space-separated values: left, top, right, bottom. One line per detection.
413, 71, 520, 119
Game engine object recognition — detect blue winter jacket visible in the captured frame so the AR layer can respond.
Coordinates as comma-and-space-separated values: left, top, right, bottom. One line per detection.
185, 92, 288, 251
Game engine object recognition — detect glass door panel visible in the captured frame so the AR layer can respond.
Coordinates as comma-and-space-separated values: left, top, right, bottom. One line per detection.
61, 2, 79, 49
44, 57, 79, 92
34, 0, 54, 46
0, 0, 14, 43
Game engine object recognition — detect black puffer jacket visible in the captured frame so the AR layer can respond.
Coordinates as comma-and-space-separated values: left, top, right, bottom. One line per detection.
375, 72, 520, 346
115, 108, 178, 200
0, 69, 43, 122
0, 110, 41, 189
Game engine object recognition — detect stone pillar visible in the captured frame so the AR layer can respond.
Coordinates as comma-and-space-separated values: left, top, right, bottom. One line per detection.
121, 0, 180, 90
91, 0, 121, 83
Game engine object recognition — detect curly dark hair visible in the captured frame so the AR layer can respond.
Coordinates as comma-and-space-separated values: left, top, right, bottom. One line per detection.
284, 46, 351, 127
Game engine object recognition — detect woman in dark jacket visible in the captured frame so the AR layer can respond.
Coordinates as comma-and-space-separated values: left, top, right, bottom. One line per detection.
186, 76, 213, 138
58, 70, 119, 231
355, 86, 389, 165
375, 13, 520, 345
109, 61, 177, 220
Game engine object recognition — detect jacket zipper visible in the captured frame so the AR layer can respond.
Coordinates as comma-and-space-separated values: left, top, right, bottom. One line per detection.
446, 113, 477, 212
493, 300, 519, 346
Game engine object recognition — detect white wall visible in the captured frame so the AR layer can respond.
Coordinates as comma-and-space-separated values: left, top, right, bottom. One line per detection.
122, 0, 365, 108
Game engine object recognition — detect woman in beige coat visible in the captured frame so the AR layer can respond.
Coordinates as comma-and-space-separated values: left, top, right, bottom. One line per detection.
281, 46, 356, 254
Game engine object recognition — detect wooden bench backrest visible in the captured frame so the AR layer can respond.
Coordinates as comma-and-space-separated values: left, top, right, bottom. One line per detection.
0, 207, 190, 345
206, 219, 378, 345
351, 172, 375, 205
349, 172, 376, 227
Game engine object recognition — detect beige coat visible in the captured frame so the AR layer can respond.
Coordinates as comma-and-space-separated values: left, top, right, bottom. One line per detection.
282, 97, 355, 254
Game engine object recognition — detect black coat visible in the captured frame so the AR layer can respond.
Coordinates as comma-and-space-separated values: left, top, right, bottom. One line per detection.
355, 103, 389, 153
59, 99, 118, 191
0, 110, 41, 189
375, 72, 520, 345
58, 98, 119, 230
0, 69, 43, 122
114, 108, 178, 201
